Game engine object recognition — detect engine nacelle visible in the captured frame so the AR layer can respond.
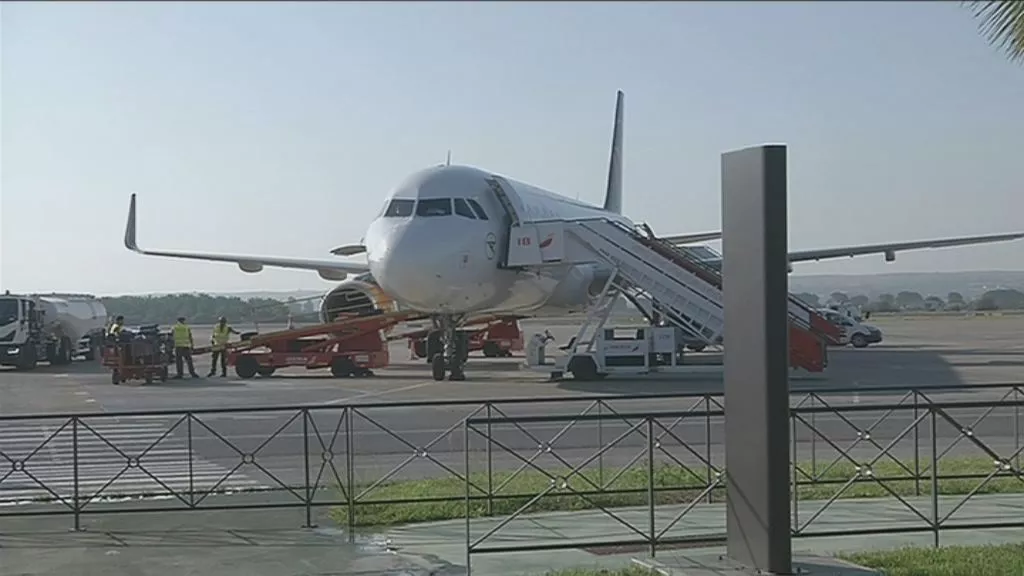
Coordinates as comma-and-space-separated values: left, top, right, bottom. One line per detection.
319, 273, 399, 323
542, 264, 612, 311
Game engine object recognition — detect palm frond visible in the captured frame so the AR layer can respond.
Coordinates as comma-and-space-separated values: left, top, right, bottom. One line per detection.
964, 0, 1024, 63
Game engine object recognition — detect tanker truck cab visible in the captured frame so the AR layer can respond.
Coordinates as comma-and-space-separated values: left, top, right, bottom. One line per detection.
0, 293, 107, 370
819, 304, 883, 348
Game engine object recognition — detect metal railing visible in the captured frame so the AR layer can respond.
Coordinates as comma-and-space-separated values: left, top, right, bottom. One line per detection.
1, 382, 1022, 560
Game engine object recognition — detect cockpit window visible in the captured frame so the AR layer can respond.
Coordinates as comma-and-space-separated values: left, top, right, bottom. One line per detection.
384, 199, 415, 218
466, 198, 489, 220
453, 198, 476, 220
415, 198, 452, 217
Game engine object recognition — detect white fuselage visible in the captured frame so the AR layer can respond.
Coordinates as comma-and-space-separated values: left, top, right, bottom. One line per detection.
362, 165, 631, 317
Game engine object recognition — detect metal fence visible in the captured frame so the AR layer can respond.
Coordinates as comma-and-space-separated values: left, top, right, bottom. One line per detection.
2, 383, 1023, 560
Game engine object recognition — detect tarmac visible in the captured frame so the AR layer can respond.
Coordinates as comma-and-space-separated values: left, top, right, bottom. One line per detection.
1, 314, 1023, 574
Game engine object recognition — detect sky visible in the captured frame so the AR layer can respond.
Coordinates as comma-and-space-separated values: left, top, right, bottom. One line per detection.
2, 1, 1023, 296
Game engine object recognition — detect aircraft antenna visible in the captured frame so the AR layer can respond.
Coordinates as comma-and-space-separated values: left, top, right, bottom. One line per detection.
446, 150, 452, 167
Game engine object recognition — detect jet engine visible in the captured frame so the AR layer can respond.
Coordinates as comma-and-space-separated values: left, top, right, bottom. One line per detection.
543, 264, 612, 311
319, 273, 399, 323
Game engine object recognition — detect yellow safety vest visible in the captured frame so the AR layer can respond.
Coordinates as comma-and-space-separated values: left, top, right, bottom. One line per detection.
172, 323, 192, 348
212, 324, 231, 350
108, 323, 123, 337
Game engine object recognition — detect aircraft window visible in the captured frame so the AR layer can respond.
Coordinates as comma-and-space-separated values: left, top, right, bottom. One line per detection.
384, 199, 415, 218
466, 198, 489, 220
453, 198, 477, 219
416, 198, 452, 217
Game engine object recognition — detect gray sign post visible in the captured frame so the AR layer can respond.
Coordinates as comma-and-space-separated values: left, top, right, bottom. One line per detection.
721, 145, 793, 574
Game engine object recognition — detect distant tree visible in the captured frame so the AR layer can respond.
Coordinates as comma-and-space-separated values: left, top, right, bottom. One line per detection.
850, 294, 870, 308
795, 292, 821, 307
976, 289, 1024, 310
866, 294, 898, 313
947, 292, 966, 305
974, 296, 999, 311
829, 291, 849, 305
965, 0, 1024, 64
896, 291, 926, 310
924, 295, 945, 311
103, 293, 291, 325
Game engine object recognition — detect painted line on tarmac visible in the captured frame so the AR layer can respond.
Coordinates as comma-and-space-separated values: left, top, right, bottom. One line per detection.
325, 380, 437, 405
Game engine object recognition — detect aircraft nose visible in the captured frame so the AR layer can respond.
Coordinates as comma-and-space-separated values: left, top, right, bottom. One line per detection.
369, 225, 458, 311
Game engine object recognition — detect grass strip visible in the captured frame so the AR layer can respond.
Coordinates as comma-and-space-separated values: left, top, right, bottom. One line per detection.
542, 543, 1024, 575
330, 455, 1024, 527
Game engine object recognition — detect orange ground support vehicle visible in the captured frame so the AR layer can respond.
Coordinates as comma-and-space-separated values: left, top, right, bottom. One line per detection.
101, 329, 173, 385
225, 311, 425, 379
405, 316, 524, 361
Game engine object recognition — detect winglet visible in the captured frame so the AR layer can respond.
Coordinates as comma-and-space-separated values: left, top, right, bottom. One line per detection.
603, 90, 624, 215
124, 193, 140, 252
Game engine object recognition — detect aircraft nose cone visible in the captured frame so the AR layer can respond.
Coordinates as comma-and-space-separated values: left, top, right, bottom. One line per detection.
370, 227, 453, 311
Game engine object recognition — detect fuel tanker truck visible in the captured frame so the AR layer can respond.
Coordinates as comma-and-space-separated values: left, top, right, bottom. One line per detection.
0, 292, 108, 370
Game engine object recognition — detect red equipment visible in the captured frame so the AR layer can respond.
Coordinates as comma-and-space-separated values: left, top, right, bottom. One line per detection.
226, 311, 424, 379
404, 317, 524, 360
102, 337, 172, 385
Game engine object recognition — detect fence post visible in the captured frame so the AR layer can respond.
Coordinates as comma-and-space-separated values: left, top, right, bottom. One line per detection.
1015, 388, 1021, 470
72, 416, 80, 532
791, 411, 799, 530
346, 407, 356, 542
705, 395, 713, 504
930, 408, 939, 548
486, 403, 493, 516
465, 418, 473, 576
303, 408, 312, 528
914, 392, 921, 496
187, 414, 195, 507
647, 417, 656, 558
598, 400, 605, 488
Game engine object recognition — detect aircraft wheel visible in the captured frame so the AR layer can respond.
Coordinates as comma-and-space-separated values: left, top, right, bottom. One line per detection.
430, 354, 446, 381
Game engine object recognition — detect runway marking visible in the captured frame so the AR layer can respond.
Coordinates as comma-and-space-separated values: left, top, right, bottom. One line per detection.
325, 380, 437, 405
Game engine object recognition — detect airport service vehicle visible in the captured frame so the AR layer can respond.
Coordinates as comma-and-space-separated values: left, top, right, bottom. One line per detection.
102, 324, 174, 385
224, 310, 424, 379
406, 316, 523, 360
121, 91, 1024, 382
0, 292, 107, 369
819, 306, 883, 348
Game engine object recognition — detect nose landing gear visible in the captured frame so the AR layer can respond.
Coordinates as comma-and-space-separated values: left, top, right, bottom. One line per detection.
428, 315, 469, 381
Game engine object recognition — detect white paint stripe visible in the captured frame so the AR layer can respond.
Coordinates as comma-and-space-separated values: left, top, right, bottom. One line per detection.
324, 380, 438, 405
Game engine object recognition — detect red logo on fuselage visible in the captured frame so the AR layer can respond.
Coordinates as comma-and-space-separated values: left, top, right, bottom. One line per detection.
539, 235, 554, 249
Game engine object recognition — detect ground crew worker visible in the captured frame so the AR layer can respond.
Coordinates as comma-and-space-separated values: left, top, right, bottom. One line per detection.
172, 316, 200, 379
208, 316, 240, 377
108, 316, 125, 339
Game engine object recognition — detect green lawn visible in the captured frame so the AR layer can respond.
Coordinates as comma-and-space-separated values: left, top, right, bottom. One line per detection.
331, 455, 1024, 527
543, 543, 1024, 576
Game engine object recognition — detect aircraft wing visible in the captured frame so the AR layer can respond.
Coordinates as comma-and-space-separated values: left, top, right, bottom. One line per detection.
786, 232, 1024, 263
124, 194, 370, 281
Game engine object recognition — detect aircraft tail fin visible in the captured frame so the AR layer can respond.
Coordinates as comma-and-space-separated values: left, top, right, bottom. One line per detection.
603, 90, 624, 215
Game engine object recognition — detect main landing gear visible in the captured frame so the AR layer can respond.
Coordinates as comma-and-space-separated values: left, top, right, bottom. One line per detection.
428, 315, 469, 381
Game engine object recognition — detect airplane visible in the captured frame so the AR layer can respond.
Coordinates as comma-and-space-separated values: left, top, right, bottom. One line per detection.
123, 90, 1024, 381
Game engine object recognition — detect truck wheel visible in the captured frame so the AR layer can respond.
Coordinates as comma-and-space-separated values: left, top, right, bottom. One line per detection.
851, 334, 868, 348
235, 356, 259, 379
257, 366, 276, 377
17, 348, 38, 370
482, 342, 501, 358
111, 369, 121, 385
330, 357, 354, 378
413, 340, 427, 359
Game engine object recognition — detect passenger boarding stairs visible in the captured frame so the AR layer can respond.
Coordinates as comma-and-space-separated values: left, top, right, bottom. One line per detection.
504, 218, 842, 372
